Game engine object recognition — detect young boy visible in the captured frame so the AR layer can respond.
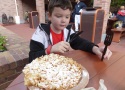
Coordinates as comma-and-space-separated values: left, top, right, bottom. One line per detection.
29, 0, 112, 63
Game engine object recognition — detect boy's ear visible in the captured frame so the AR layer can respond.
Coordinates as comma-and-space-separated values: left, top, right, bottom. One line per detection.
48, 12, 51, 21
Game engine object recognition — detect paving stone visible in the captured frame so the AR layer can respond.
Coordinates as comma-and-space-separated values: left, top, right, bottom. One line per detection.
0, 70, 16, 78
1, 64, 10, 73
12, 54, 23, 67
16, 65, 25, 73
9, 50, 17, 55
0, 78, 7, 85
3, 52, 14, 62
0, 81, 12, 90
7, 72, 21, 81
15, 49, 23, 55
0, 57, 9, 66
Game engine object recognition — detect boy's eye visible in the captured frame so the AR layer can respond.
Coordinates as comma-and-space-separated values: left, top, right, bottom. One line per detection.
56, 15, 70, 19
56, 16, 62, 18
66, 16, 70, 19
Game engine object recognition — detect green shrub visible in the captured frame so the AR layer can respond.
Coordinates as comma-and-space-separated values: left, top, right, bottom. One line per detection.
0, 34, 7, 52
111, 0, 125, 7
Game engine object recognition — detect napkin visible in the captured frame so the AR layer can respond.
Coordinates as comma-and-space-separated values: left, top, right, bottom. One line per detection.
81, 79, 107, 90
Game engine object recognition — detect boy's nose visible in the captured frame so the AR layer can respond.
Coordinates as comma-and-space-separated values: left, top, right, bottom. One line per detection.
61, 18, 66, 23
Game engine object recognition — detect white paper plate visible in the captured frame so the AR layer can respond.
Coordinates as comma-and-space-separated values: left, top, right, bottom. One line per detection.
70, 69, 89, 90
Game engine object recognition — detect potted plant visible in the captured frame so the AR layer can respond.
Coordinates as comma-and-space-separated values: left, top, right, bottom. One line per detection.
0, 34, 7, 52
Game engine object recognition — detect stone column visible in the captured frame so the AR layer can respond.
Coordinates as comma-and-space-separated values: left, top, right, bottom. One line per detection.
93, 0, 111, 33
36, 0, 45, 23
17, 0, 24, 23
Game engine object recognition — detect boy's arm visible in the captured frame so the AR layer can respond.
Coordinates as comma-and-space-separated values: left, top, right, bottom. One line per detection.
70, 34, 98, 54
70, 34, 112, 60
29, 40, 46, 63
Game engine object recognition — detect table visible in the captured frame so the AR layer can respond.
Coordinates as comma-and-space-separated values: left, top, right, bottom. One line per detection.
111, 28, 125, 42
6, 50, 125, 90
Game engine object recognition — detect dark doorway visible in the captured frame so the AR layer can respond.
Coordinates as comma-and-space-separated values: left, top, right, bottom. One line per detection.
22, 0, 36, 12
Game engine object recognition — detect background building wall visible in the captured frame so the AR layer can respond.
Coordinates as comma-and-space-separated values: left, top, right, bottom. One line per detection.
0, 0, 16, 24
22, 1, 36, 12
22, 0, 36, 23
94, 0, 111, 33
36, 0, 45, 23
0, 0, 36, 24
0, 0, 112, 27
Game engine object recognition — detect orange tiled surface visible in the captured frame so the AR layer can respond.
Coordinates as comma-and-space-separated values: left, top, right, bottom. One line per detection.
4, 24, 35, 41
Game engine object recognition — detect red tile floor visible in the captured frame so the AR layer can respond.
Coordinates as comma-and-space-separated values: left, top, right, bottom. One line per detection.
4, 23, 125, 53
4, 23, 35, 41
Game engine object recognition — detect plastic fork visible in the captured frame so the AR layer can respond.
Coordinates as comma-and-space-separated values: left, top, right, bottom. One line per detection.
101, 34, 113, 61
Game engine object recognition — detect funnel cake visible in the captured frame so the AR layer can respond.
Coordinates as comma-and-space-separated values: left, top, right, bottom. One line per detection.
23, 54, 86, 90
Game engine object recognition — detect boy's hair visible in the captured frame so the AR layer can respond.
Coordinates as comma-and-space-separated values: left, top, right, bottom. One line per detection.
48, 0, 73, 15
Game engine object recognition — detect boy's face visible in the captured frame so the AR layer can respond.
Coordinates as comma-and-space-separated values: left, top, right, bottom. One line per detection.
48, 7, 71, 32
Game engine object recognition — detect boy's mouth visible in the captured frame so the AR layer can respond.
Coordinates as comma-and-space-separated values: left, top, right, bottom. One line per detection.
60, 25, 66, 27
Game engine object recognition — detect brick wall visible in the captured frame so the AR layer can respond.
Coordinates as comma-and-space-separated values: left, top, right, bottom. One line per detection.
0, 0, 112, 25
0, 0, 16, 24
36, 0, 45, 23
0, 0, 25, 23
0, 26, 29, 90
94, 0, 111, 33
0, 0, 36, 24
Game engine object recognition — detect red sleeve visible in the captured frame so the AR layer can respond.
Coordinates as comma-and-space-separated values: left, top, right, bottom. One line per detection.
46, 45, 52, 54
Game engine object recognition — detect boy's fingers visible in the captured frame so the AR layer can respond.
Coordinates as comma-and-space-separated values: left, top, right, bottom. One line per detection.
104, 50, 112, 60
62, 42, 70, 50
61, 47, 67, 52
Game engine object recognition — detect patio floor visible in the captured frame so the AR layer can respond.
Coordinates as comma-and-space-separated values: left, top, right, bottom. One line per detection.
3, 23, 125, 53
4, 23, 35, 41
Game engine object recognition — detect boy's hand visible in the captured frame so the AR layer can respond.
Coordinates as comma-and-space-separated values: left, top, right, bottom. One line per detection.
51, 41, 73, 54
92, 46, 112, 60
